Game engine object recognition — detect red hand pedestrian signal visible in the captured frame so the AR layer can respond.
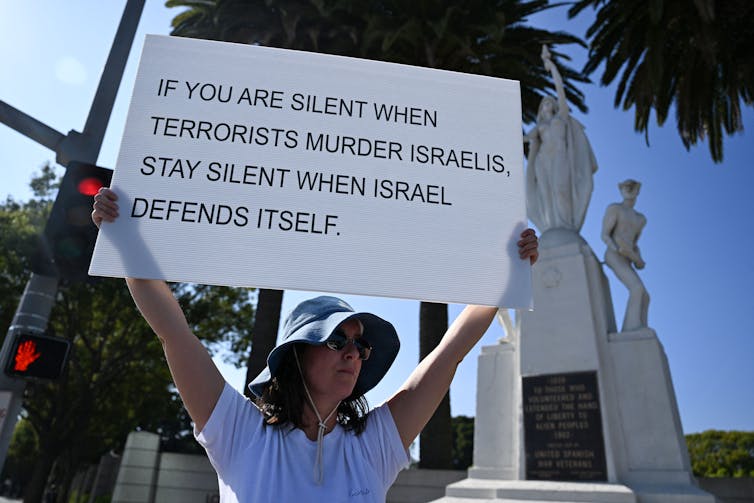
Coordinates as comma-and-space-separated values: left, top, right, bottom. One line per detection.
13, 340, 41, 371
4, 332, 71, 380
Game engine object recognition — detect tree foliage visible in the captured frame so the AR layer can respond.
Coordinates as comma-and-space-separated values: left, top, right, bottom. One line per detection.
451, 415, 475, 470
167, 0, 590, 124
569, 0, 754, 162
0, 164, 57, 334
0, 418, 38, 497
686, 430, 754, 478
0, 168, 256, 502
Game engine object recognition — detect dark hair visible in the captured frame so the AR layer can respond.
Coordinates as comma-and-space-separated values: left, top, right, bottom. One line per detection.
254, 344, 369, 434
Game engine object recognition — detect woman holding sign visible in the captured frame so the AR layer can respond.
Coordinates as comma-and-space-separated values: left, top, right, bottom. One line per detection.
92, 187, 538, 503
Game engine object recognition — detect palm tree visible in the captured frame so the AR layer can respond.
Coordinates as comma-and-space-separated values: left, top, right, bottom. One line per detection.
166, 0, 588, 468
243, 288, 283, 398
168, 0, 589, 120
418, 301, 451, 468
569, 0, 754, 162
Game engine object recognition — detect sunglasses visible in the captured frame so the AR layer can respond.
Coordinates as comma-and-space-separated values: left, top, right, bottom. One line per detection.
325, 329, 372, 360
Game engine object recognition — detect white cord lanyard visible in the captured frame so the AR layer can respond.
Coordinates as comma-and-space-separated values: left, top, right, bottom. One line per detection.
293, 347, 340, 485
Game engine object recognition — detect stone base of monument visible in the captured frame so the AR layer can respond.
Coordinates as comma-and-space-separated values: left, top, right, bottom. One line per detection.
430, 233, 716, 503
435, 479, 635, 502
432, 480, 716, 503
628, 484, 720, 503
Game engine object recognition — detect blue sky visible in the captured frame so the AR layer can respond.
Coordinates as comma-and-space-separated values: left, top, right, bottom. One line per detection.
1, 2, 752, 435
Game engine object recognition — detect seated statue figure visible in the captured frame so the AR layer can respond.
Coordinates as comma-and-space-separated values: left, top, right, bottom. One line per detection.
601, 179, 650, 332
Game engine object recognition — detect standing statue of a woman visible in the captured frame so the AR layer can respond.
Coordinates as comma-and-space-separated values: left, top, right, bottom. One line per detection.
525, 46, 598, 233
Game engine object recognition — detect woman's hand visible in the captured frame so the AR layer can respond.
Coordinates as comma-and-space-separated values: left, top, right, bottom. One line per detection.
518, 228, 539, 265
91, 187, 119, 229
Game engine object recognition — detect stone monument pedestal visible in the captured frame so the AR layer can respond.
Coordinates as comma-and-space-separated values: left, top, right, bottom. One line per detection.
432, 231, 716, 503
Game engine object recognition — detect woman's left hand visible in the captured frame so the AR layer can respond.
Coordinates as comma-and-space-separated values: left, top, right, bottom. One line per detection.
518, 228, 539, 265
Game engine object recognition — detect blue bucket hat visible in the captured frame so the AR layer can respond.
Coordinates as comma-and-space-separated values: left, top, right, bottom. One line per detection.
248, 296, 400, 398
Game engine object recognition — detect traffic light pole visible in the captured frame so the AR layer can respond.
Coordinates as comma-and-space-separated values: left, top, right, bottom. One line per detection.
0, 0, 145, 472
0, 275, 58, 470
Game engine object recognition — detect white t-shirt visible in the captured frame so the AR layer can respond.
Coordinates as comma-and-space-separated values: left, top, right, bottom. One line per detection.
195, 382, 410, 502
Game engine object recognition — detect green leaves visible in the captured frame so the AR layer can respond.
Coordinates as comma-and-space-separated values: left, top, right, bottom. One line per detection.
175, 283, 255, 366
686, 430, 754, 478
1, 171, 257, 495
451, 415, 475, 470
166, 0, 589, 124
570, 0, 754, 162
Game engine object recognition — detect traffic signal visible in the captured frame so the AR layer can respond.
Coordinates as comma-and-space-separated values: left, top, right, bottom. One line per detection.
42, 161, 112, 282
4, 331, 71, 380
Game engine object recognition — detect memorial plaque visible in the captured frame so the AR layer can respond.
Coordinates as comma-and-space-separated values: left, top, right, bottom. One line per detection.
522, 371, 607, 481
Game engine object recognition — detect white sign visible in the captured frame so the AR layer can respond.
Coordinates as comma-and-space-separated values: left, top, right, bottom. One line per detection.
90, 35, 531, 308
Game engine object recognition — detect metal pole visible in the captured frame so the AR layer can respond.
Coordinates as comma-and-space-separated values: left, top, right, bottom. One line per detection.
0, 101, 65, 151
0, 274, 59, 471
56, 0, 146, 166
83, 0, 146, 159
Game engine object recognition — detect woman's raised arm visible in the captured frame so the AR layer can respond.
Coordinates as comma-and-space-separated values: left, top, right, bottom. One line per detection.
387, 229, 538, 449
93, 188, 224, 431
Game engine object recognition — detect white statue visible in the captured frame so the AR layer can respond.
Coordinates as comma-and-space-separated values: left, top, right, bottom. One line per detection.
601, 179, 650, 332
496, 309, 521, 342
525, 46, 598, 233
